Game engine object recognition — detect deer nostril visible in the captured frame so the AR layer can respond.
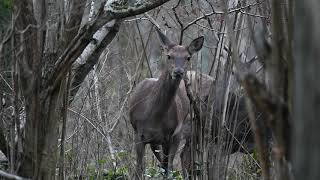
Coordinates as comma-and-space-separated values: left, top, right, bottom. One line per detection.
174, 68, 184, 76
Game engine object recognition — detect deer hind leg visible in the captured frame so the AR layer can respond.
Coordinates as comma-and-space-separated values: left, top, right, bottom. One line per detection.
135, 134, 146, 180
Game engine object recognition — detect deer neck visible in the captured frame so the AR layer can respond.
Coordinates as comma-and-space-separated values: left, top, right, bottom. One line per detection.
150, 70, 181, 118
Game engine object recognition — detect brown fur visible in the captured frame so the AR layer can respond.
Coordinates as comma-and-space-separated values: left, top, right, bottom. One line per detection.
129, 70, 190, 178
129, 29, 204, 179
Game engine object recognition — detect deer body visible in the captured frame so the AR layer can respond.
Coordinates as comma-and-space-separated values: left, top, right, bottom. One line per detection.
129, 71, 189, 177
129, 29, 204, 179
130, 73, 189, 145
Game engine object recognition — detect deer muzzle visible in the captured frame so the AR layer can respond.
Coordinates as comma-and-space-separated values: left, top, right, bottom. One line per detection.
173, 67, 184, 78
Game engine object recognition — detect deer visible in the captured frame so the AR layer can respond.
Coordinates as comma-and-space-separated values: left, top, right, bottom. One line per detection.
129, 28, 204, 179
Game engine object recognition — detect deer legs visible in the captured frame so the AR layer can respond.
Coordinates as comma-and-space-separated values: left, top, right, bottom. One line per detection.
134, 133, 180, 179
162, 136, 180, 176
135, 134, 145, 180
168, 136, 180, 171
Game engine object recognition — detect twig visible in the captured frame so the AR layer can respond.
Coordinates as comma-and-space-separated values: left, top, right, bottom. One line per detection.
124, 17, 148, 23
172, 0, 184, 44
240, 10, 268, 19
144, 13, 161, 29
183, 2, 262, 33
223, 124, 261, 168
93, 68, 116, 169
135, 21, 153, 78
0, 170, 29, 180
68, 108, 106, 138
0, 73, 13, 91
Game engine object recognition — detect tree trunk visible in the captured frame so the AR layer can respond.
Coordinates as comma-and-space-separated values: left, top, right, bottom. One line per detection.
16, 0, 84, 178
8, 0, 173, 178
293, 1, 320, 180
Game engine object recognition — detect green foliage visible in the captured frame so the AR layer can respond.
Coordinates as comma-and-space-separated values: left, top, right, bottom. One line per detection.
194, 161, 203, 176
171, 171, 183, 180
102, 167, 128, 180
98, 159, 108, 166
3, 0, 12, 9
87, 162, 128, 180
116, 150, 128, 160
85, 150, 132, 180
242, 154, 260, 177
227, 153, 261, 180
0, 163, 7, 171
144, 166, 183, 180
144, 167, 163, 178
0, 0, 11, 31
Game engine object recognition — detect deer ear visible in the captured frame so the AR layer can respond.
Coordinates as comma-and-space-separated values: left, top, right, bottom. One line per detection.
187, 36, 204, 54
155, 28, 174, 49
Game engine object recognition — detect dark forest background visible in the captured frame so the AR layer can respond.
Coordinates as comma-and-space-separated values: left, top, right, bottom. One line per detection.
0, 0, 319, 179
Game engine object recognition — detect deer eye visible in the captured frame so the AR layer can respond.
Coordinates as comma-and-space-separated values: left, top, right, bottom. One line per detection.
187, 57, 191, 61
167, 55, 171, 59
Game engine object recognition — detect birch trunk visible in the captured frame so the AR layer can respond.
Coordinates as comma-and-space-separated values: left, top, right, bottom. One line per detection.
93, 68, 117, 168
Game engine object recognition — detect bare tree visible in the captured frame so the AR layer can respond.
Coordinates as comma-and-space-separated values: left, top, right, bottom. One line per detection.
0, 0, 172, 178
0, 0, 318, 180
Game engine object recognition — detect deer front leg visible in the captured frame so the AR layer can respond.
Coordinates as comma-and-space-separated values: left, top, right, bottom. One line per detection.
161, 143, 170, 176
168, 136, 180, 172
135, 134, 146, 180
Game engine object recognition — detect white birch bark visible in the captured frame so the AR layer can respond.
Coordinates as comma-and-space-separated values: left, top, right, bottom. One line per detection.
93, 68, 117, 169
76, 20, 116, 65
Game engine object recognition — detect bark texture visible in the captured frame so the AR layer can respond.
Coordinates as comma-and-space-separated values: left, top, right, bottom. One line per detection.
5, 0, 173, 178
293, 1, 320, 180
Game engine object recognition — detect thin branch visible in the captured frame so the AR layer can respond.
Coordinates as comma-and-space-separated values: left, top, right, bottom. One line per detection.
144, 13, 161, 30
240, 10, 268, 18
0, 73, 13, 91
183, 2, 262, 32
0, 170, 29, 180
93, 68, 116, 168
135, 21, 153, 78
68, 108, 106, 138
172, 0, 183, 44
124, 17, 149, 23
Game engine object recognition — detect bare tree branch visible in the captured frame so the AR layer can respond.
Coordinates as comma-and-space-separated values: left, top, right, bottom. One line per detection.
0, 170, 29, 180
69, 20, 121, 103
104, 0, 172, 19
63, 0, 87, 45
48, 0, 173, 95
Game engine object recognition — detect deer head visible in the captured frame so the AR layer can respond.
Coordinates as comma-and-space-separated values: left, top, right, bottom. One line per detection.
156, 28, 204, 80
